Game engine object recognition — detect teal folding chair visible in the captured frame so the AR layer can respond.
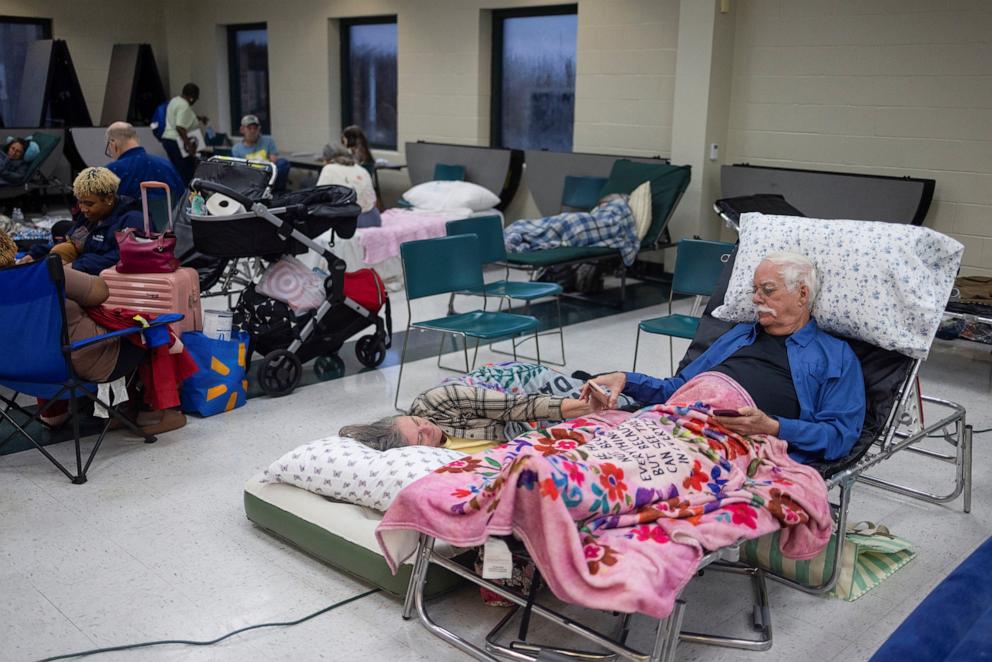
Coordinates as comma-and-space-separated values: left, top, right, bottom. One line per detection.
446, 215, 566, 365
633, 239, 735, 374
395, 235, 540, 410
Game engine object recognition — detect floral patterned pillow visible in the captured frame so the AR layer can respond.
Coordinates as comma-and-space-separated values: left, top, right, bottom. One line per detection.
711, 213, 963, 359
260, 436, 463, 511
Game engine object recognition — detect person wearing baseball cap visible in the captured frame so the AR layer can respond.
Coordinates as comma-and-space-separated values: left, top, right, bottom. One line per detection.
232, 114, 289, 192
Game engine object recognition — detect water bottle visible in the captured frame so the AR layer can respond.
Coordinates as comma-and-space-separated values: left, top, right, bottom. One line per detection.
190, 193, 206, 216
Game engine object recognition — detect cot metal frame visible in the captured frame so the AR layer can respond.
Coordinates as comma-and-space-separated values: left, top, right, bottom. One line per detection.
397, 351, 971, 658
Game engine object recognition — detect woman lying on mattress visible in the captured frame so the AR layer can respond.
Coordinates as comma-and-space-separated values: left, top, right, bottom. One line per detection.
340, 362, 636, 453
584, 251, 866, 465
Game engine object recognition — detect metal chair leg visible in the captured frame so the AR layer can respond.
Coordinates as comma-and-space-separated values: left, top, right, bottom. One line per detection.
394, 323, 413, 411
668, 336, 674, 377
633, 326, 642, 372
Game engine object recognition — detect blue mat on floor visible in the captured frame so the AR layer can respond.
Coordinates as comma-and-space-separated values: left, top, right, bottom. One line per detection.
871, 536, 992, 661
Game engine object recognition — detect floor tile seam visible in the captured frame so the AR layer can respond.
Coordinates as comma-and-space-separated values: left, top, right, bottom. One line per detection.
29, 584, 99, 655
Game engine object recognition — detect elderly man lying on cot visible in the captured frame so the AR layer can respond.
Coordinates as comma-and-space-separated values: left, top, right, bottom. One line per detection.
585, 251, 865, 464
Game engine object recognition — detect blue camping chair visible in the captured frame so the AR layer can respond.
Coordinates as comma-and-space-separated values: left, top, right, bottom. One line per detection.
446, 215, 566, 365
0, 257, 184, 484
632, 239, 735, 375
394, 235, 540, 410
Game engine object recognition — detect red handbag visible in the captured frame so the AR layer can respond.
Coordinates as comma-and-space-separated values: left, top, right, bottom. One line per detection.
115, 181, 179, 273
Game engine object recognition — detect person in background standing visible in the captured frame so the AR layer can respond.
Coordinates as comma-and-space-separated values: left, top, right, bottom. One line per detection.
161, 83, 201, 184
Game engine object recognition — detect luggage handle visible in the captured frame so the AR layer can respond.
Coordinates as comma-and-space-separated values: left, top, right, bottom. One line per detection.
140, 181, 174, 234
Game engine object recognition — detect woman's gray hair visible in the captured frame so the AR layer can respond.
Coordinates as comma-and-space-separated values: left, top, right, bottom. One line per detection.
762, 251, 819, 309
322, 142, 356, 166
339, 415, 405, 451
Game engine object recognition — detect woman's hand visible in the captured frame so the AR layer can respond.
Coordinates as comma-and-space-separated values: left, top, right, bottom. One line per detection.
561, 398, 594, 418
579, 372, 627, 409
714, 406, 780, 437
15, 254, 33, 265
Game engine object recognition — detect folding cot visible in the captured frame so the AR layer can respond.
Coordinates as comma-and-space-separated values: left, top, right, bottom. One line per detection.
504, 150, 691, 308
391, 217, 970, 661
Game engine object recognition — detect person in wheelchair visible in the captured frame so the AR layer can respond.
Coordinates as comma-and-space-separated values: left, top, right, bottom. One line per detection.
584, 251, 865, 464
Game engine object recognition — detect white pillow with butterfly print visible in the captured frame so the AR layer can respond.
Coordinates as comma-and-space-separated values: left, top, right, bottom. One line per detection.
260, 436, 463, 511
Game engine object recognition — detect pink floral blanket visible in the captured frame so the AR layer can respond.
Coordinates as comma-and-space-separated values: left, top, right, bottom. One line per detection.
358, 209, 466, 264
376, 374, 832, 619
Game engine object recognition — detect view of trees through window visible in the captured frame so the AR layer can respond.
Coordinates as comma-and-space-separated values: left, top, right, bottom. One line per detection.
494, 7, 577, 152
0, 17, 51, 126
342, 18, 398, 149
228, 24, 270, 134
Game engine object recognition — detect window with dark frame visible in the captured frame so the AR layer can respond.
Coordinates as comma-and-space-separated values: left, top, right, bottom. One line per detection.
0, 16, 52, 127
491, 5, 577, 152
228, 23, 271, 134
341, 16, 398, 150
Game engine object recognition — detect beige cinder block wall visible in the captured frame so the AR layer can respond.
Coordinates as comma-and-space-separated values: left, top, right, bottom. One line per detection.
162, 0, 680, 210
0, 0, 169, 124
726, 0, 992, 277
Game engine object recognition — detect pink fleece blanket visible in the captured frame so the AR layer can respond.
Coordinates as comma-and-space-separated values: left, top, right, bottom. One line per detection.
358, 209, 465, 265
376, 373, 832, 619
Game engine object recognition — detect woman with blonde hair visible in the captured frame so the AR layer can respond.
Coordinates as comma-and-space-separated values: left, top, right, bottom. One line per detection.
19, 166, 144, 274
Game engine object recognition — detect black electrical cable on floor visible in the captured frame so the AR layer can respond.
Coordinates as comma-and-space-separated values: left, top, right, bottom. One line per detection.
34, 588, 380, 662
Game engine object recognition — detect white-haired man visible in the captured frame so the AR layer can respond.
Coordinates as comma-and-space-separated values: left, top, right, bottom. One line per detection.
584, 252, 865, 464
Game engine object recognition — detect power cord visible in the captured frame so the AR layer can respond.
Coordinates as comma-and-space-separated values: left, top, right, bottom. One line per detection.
34, 587, 380, 662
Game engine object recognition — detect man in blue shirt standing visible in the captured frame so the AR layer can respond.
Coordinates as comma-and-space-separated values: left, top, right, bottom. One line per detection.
583, 252, 865, 464
232, 114, 289, 192
105, 122, 184, 201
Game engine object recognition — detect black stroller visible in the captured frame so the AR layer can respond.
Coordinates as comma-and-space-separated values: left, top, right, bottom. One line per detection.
187, 158, 392, 397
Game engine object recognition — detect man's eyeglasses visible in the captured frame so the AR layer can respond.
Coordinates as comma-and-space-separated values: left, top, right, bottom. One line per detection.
104, 139, 114, 158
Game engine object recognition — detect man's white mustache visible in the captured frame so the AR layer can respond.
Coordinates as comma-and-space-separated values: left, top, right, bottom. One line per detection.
756, 305, 777, 317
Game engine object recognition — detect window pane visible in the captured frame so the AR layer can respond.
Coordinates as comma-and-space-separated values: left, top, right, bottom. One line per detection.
0, 20, 48, 126
499, 12, 577, 151
346, 22, 397, 149
230, 26, 270, 133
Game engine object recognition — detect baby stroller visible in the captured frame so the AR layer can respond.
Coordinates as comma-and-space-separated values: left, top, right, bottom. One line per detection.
188, 160, 392, 397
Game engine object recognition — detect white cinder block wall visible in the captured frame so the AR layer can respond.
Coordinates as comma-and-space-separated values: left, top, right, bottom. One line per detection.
726, 0, 992, 276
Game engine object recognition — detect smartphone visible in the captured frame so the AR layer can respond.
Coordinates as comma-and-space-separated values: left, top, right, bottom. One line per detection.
588, 382, 612, 405
712, 408, 743, 417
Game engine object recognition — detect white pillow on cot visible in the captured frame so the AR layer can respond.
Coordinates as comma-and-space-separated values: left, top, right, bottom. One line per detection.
402, 180, 501, 212
260, 436, 463, 511
711, 213, 963, 360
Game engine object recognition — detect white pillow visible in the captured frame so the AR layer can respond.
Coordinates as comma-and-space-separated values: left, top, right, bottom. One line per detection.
712, 213, 963, 359
628, 181, 652, 241
260, 436, 463, 511
402, 180, 500, 212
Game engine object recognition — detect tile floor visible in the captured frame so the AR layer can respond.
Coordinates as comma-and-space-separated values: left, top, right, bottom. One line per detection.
2, 283, 990, 662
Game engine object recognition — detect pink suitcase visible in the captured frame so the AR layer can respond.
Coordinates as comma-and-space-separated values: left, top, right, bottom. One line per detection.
99, 266, 203, 335
98, 181, 203, 335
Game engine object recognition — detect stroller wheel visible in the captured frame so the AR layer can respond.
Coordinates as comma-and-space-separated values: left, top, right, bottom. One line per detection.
356, 334, 387, 368
314, 354, 346, 380
258, 349, 303, 397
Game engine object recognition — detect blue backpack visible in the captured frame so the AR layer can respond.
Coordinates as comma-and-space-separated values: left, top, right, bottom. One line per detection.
150, 101, 169, 140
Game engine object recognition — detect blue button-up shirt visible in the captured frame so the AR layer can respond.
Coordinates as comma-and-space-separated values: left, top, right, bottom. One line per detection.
624, 320, 865, 464
107, 146, 184, 202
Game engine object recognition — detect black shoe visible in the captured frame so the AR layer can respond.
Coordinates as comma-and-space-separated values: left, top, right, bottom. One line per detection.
571, 370, 593, 381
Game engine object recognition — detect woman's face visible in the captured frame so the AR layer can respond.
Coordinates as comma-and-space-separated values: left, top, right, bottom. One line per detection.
77, 193, 115, 223
394, 415, 444, 447
6, 142, 24, 160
